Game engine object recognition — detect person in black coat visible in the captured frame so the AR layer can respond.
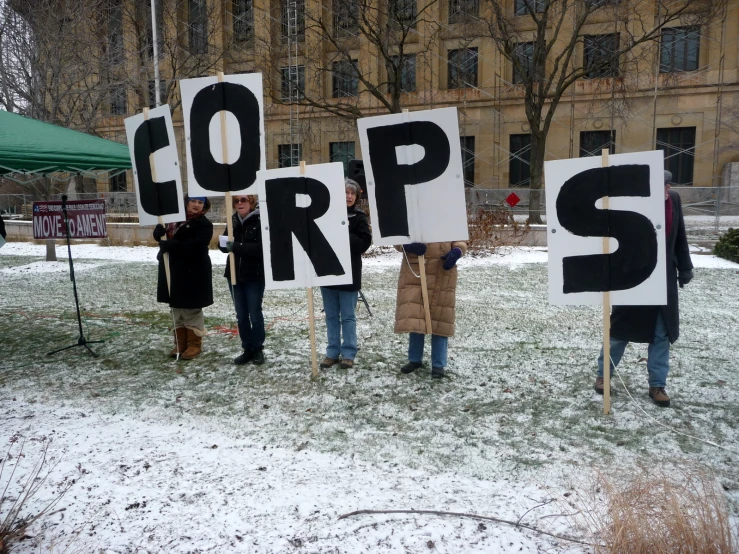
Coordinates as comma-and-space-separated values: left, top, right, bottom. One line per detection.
319, 178, 372, 369
594, 170, 694, 407
153, 195, 214, 360
0, 213, 6, 240
219, 194, 267, 365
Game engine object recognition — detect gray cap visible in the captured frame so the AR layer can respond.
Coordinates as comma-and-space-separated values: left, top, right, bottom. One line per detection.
664, 170, 672, 185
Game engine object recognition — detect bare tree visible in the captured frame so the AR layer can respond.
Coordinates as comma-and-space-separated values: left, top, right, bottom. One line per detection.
255, 0, 442, 119
483, 0, 724, 223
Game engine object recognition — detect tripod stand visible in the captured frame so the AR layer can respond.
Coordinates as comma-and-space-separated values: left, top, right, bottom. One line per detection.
47, 195, 103, 357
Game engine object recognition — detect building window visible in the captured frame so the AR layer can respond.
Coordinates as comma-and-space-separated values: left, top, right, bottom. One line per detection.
657, 127, 695, 185
329, 141, 355, 171
584, 34, 619, 79
278, 144, 302, 167
509, 134, 531, 187
148, 80, 168, 108
189, 0, 208, 54
388, 54, 416, 93
110, 172, 127, 192
660, 27, 700, 73
333, 0, 358, 37
332, 60, 359, 98
460, 136, 475, 187
449, 0, 479, 23
108, 0, 124, 65
448, 48, 478, 89
281, 66, 305, 101
281, 0, 305, 42
233, 0, 254, 42
110, 86, 127, 115
514, 0, 544, 15
512, 42, 535, 84
579, 130, 616, 157
390, 0, 416, 27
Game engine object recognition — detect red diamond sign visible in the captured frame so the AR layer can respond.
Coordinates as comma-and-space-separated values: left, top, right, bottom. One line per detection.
505, 192, 521, 208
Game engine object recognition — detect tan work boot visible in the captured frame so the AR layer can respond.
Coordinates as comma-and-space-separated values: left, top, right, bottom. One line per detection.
169, 327, 188, 358
649, 387, 670, 408
320, 357, 339, 369
181, 329, 202, 360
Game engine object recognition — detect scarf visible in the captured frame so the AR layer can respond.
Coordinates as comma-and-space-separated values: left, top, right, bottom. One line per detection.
166, 211, 204, 239
665, 193, 673, 237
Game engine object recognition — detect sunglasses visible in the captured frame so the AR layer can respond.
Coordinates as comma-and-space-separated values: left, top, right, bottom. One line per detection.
234, 197, 250, 204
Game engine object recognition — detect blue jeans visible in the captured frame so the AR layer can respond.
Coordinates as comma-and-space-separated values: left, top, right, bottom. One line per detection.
320, 287, 358, 360
408, 333, 448, 369
597, 312, 670, 388
229, 282, 266, 351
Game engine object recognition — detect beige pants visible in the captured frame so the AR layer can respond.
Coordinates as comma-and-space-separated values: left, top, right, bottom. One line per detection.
172, 308, 205, 337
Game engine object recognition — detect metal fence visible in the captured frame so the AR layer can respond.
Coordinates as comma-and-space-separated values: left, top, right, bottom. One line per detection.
466, 186, 739, 236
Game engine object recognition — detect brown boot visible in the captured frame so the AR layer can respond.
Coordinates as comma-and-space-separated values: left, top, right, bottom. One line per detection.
181, 329, 202, 360
594, 376, 605, 395
649, 387, 670, 407
169, 327, 188, 358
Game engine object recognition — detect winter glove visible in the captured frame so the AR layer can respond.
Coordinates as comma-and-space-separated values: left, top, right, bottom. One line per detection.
441, 247, 462, 270
153, 224, 166, 242
403, 243, 427, 256
225, 241, 234, 253
678, 269, 694, 288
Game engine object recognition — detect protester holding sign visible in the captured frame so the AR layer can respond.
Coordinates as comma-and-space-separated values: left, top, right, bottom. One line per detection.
396, 241, 466, 378
219, 195, 267, 366
153, 195, 214, 360
594, 171, 694, 407
319, 179, 372, 370
0, 213, 5, 239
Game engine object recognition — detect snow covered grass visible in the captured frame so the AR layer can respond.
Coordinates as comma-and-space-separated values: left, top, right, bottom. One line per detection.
1, 242, 738, 552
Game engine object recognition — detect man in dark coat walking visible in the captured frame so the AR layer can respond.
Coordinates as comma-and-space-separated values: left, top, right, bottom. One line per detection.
594, 170, 694, 407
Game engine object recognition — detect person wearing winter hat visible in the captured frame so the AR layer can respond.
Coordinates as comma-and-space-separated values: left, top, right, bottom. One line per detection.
319, 178, 372, 369
220, 194, 267, 366
594, 169, 694, 407
153, 194, 214, 360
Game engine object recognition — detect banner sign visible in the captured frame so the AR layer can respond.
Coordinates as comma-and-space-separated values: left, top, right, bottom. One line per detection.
181, 73, 266, 197
544, 150, 666, 306
124, 105, 186, 226
257, 162, 352, 290
357, 107, 469, 246
32, 200, 107, 239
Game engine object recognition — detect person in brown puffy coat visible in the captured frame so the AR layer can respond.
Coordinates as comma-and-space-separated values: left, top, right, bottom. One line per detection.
395, 240, 467, 378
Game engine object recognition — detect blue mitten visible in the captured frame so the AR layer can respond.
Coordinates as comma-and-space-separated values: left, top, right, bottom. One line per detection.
403, 243, 427, 256
441, 247, 462, 270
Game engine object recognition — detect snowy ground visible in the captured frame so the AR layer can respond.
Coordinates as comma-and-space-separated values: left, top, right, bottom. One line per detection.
1, 242, 739, 553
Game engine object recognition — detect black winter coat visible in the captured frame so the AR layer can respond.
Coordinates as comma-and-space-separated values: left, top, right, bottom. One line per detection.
325, 205, 372, 292
610, 190, 693, 344
219, 210, 265, 284
156, 215, 214, 309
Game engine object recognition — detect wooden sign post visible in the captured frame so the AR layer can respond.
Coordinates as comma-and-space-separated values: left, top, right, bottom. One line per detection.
143, 107, 171, 294
298, 160, 320, 378
218, 71, 238, 286
601, 148, 611, 415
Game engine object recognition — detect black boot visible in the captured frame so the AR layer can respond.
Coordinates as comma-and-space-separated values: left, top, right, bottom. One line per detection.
234, 349, 253, 365
400, 361, 422, 374
252, 348, 265, 365
431, 367, 445, 379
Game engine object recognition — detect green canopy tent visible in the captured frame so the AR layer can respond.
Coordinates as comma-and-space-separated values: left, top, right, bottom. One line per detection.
0, 110, 131, 180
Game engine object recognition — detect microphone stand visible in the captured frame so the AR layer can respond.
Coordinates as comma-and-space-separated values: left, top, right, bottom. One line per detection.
47, 194, 104, 357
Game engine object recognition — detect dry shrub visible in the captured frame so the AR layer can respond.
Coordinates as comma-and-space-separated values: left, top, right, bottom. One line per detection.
466, 207, 529, 254
593, 467, 736, 554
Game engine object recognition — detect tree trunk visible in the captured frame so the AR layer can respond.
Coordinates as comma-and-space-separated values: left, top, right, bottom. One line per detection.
527, 133, 546, 224
45, 239, 57, 261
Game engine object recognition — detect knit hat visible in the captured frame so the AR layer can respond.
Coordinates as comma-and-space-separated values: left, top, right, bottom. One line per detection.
663, 171, 672, 185
190, 196, 206, 202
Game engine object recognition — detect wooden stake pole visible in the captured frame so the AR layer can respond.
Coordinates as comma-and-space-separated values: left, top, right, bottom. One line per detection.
144, 107, 171, 294
602, 148, 611, 415
218, 72, 237, 286
300, 160, 319, 377
400, 109, 433, 335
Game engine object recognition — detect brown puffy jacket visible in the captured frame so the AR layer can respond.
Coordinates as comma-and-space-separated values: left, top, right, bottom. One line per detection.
394, 241, 467, 337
